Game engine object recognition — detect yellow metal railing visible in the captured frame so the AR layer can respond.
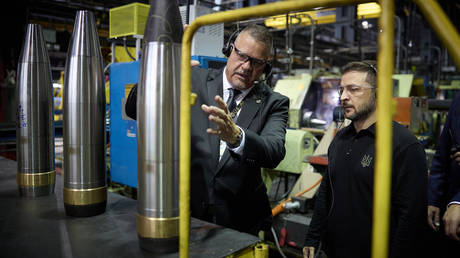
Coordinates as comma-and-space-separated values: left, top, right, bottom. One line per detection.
372, 0, 394, 257
179, 1, 460, 258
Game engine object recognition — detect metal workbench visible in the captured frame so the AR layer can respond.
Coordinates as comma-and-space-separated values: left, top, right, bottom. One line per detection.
0, 156, 259, 258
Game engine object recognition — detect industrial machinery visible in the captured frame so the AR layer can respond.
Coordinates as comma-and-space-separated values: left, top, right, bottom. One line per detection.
301, 76, 341, 130
274, 73, 312, 129
179, 4, 224, 58
109, 61, 139, 188
273, 73, 341, 130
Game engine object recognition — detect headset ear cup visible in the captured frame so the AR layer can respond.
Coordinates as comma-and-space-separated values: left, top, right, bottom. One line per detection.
222, 44, 231, 57
224, 45, 233, 57
222, 29, 240, 57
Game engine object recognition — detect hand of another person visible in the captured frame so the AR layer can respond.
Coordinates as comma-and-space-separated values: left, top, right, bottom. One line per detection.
201, 95, 241, 145
428, 205, 441, 231
451, 151, 460, 166
443, 204, 460, 241
302, 246, 315, 258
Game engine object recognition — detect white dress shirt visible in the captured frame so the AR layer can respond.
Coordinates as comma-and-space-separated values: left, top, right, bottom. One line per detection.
219, 67, 254, 160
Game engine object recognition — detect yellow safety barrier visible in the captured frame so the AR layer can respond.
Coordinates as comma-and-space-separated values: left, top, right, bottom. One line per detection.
372, 0, 394, 257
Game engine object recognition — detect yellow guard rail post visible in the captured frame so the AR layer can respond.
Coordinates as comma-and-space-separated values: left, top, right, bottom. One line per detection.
372, 0, 394, 257
180, 1, 380, 258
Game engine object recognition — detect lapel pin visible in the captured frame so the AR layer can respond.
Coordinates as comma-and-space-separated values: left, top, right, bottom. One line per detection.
256, 99, 261, 104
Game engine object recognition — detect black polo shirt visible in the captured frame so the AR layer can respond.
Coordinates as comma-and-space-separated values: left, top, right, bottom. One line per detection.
322, 121, 428, 258
325, 123, 376, 257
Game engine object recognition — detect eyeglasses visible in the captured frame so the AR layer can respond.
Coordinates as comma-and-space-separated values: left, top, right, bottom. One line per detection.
232, 44, 268, 68
338, 85, 375, 96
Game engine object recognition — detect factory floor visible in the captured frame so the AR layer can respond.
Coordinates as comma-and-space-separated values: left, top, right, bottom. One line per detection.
0, 150, 260, 257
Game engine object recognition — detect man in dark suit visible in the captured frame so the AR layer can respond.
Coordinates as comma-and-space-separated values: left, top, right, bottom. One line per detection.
126, 24, 289, 235
428, 91, 460, 255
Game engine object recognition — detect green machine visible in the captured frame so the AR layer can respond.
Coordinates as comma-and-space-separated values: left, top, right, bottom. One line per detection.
273, 73, 312, 129
275, 129, 315, 174
393, 74, 415, 97
262, 74, 318, 191
262, 128, 317, 195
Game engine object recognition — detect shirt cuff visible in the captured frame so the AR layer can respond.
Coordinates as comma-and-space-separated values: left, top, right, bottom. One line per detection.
227, 126, 245, 155
447, 201, 460, 208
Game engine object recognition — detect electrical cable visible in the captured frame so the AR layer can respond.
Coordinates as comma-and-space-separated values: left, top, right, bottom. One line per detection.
271, 227, 287, 258
123, 37, 136, 61
272, 176, 323, 216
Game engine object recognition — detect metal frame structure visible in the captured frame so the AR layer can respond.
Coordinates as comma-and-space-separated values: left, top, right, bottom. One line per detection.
179, 0, 460, 257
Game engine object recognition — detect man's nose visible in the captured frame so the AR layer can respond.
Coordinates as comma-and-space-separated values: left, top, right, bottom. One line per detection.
240, 59, 252, 70
340, 91, 349, 101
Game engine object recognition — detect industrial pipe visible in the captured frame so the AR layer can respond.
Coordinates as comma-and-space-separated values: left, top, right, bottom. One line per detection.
181, 1, 371, 257
430, 46, 441, 86
16, 24, 55, 197
303, 13, 315, 73
394, 15, 401, 73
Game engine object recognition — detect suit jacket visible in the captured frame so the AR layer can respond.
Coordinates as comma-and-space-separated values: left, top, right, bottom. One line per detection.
429, 91, 460, 208
190, 67, 289, 234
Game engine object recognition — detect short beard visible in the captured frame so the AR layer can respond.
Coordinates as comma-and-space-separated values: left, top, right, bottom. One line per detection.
348, 92, 376, 122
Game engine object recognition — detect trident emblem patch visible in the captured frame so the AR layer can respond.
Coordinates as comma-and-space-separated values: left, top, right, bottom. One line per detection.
361, 154, 373, 168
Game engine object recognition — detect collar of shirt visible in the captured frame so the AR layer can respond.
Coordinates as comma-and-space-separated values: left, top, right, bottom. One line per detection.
223, 66, 254, 104
343, 122, 377, 137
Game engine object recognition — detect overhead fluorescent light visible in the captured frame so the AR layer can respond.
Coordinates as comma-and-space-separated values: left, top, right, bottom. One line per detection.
265, 8, 336, 29
357, 2, 381, 19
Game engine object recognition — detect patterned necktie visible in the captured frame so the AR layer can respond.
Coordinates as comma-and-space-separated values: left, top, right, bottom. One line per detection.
227, 88, 241, 113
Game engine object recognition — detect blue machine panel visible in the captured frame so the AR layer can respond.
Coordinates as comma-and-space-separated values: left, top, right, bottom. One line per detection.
109, 61, 139, 188
192, 55, 227, 69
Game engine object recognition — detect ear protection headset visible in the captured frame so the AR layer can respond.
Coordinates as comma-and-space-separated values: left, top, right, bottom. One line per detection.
362, 61, 377, 75
221, 28, 272, 78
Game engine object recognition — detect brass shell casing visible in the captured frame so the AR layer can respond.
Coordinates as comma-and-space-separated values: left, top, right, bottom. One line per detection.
63, 186, 107, 206
17, 171, 55, 187
137, 214, 179, 239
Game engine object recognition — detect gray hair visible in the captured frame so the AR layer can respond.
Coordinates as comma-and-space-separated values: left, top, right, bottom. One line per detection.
237, 24, 273, 56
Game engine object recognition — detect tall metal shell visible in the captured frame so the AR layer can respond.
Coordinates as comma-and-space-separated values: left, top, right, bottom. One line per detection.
136, 0, 183, 253
16, 24, 55, 197
63, 10, 107, 217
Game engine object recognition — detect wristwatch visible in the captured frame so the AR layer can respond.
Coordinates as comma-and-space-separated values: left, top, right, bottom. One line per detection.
227, 129, 243, 148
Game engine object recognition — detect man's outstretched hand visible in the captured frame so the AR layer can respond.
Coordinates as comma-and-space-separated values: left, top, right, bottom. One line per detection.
201, 95, 241, 145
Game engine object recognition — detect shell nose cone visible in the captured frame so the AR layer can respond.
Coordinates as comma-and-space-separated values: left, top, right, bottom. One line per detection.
69, 10, 101, 57
19, 24, 49, 64
144, 0, 183, 43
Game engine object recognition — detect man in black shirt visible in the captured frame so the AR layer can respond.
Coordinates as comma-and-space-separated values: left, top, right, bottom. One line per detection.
303, 61, 427, 258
